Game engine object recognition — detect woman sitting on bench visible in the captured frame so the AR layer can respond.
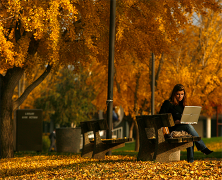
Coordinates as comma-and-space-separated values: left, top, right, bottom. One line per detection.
159, 84, 213, 163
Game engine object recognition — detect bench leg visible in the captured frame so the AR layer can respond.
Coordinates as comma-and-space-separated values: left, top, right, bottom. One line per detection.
81, 133, 94, 158
137, 139, 156, 161
137, 123, 156, 161
93, 143, 125, 159
82, 143, 94, 158
155, 142, 193, 162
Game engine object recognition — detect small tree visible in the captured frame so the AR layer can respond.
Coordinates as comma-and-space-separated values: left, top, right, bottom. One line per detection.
34, 67, 97, 127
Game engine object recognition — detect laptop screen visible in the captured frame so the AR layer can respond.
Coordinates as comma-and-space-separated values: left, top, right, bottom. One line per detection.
180, 106, 202, 124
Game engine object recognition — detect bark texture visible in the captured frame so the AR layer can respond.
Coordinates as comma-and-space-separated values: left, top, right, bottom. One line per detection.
0, 65, 52, 158
0, 67, 24, 158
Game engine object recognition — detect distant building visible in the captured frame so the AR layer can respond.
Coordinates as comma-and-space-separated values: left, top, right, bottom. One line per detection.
194, 114, 222, 138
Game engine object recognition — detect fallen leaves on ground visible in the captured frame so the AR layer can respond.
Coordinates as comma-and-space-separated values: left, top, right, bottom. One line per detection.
0, 155, 221, 179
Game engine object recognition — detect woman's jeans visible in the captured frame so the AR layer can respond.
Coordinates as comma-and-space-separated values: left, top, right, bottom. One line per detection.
171, 124, 207, 162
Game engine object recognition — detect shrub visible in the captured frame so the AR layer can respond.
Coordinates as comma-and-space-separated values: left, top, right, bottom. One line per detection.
42, 135, 50, 152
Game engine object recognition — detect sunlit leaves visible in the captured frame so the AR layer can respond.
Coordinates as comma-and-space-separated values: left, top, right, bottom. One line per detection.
157, 10, 222, 116
85, 0, 221, 118
0, 0, 79, 71
0, 23, 15, 69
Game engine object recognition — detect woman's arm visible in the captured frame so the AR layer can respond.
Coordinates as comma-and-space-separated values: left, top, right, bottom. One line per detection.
159, 100, 181, 124
174, 120, 181, 124
159, 100, 170, 114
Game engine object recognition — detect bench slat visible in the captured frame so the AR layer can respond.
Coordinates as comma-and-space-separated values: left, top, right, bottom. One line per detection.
90, 138, 132, 144
166, 136, 201, 143
137, 113, 175, 128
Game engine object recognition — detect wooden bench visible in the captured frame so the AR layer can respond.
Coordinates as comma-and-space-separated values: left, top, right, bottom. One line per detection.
80, 119, 132, 159
136, 113, 201, 162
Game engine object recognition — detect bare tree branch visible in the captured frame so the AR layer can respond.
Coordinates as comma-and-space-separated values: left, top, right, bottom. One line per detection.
155, 53, 164, 87
0, 16, 14, 21
13, 65, 52, 110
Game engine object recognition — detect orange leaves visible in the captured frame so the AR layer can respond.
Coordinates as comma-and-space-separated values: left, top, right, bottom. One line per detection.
154, 8, 222, 115
87, 0, 222, 117
0, 154, 221, 179
0, 0, 81, 72
0, 23, 15, 68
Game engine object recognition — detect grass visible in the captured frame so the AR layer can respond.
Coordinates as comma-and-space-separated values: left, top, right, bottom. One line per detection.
13, 136, 222, 160
14, 137, 222, 159
112, 137, 222, 160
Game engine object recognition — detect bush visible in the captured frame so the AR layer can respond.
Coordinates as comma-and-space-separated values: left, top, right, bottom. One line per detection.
42, 135, 50, 152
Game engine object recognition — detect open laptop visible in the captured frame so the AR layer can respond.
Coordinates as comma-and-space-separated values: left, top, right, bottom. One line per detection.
180, 106, 202, 124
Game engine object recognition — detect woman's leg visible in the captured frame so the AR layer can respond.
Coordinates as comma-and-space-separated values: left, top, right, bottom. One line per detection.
187, 145, 194, 163
174, 124, 207, 151
172, 124, 213, 162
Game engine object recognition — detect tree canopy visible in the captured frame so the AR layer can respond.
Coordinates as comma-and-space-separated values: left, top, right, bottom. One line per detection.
0, 0, 221, 158
86, 0, 222, 117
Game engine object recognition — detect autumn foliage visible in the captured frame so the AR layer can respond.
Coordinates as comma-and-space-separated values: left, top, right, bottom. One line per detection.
0, 0, 222, 159
87, 2, 222, 118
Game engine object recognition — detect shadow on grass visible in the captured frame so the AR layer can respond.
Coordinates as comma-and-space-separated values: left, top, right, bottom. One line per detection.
180, 151, 222, 161
113, 150, 222, 160
112, 151, 138, 157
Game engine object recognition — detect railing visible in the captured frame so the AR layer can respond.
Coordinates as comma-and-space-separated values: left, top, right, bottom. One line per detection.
112, 126, 123, 139
85, 127, 123, 139
80, 127, 124, 149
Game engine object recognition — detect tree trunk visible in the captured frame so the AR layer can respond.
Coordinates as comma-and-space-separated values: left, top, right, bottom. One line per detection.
134, 73, 140, 152
0, 67, 24, 158
0, 97, 14, 158
128, 119, 139, 152
134, 120, 139, 152
129, 120, 134, 138
0, 65, 52, 159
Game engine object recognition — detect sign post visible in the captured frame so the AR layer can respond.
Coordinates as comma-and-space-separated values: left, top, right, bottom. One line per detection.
16, 109, 43, 152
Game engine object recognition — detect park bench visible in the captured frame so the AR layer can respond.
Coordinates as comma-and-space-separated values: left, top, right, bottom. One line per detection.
80, 119, 132, 159
136, 113, 201, 163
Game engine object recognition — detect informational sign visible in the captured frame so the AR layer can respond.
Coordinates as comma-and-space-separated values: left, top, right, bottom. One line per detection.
16, 109, 43, 151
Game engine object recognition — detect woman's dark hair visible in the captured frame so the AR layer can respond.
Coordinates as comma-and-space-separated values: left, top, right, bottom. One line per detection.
169, 84, 186, 106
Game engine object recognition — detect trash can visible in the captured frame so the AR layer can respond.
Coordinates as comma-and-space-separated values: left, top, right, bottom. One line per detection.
56, 127, 81, 153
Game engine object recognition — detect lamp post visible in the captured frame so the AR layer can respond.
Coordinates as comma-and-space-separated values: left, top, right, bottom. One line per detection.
106, 0, 116, 156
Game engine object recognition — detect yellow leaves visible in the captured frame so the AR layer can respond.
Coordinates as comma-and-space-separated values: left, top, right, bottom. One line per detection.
0, 23, 15, 68
0, 154, 221, 179
124, 0, 139, 7
15, 35, 30, 66
116, 24, 124, 41
59, 0, 78, 16
0, 0, 81, 72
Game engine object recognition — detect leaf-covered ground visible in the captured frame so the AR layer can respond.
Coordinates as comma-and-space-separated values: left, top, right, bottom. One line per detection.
1, 138, 221, 179
0, 154, 221, 179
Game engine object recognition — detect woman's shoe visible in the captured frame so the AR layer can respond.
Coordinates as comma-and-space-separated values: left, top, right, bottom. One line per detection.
201, 148, 213, 155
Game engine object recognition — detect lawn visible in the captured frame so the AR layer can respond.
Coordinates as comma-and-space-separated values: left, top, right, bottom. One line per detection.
113, 137, 222, 160
0, 137, 221, 179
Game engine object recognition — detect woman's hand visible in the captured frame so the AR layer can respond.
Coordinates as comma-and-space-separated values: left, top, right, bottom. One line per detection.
174, 120, 181, 124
